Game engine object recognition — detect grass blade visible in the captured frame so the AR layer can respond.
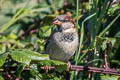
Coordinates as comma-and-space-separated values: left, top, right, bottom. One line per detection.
99, 14, 120, 37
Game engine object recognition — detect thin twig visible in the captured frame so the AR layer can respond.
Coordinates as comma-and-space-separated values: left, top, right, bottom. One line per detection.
111, 0, 120, 5
104, 49, 109, 69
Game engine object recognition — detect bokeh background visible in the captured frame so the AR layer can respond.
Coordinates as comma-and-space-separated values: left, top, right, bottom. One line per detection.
0, 0, 120, 80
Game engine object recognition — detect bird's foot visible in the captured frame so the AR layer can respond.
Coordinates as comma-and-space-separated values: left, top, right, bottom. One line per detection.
66, 61, 72, 70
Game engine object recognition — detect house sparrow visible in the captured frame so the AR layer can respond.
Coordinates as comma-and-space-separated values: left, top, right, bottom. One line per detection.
45, 15, 79, 62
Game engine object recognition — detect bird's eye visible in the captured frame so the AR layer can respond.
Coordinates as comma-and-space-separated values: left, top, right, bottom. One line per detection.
56, 26, 62, 32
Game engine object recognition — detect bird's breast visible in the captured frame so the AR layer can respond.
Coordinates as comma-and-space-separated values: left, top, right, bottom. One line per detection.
50, 32, 78, 61
58, 32, 78, 52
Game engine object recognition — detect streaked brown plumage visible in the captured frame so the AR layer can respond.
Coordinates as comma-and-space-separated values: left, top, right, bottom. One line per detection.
45, 15, 79, 62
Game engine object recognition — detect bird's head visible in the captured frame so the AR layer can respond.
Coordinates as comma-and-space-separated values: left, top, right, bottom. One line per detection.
53, 15, 76, 32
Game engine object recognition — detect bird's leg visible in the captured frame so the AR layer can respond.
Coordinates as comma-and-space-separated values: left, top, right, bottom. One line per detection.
66, 61, 72, 70
65, 61, 71, 80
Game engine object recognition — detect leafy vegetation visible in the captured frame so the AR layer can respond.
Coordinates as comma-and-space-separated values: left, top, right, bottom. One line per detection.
0, 0, 120, 80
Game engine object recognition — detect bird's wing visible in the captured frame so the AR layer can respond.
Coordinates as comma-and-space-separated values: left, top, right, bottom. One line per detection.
44, 29, 56, 53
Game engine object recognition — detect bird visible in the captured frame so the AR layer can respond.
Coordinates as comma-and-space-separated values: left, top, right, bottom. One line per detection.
45, 14, 79, 63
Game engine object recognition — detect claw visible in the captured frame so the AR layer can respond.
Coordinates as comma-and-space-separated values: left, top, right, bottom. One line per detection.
67, 61, 72, 71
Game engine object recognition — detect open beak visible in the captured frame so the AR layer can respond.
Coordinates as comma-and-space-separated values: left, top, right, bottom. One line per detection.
53, 20, 62, 25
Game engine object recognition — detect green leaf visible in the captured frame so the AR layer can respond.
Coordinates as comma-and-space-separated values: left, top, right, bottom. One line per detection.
96, 36, 116, 50
41, 73, 56, 79
10, 50, 31, 65
39, 25, 51, 38
0, 52, 8, 67
55, 64, 67, 73
16, 64, 26, 78
108, 3, 120, 15
101, 74, 120, 80
10, 49, 49, 65
56, 0, 64, 9
38, 60, 66, 66
0, 44, 6, 54
0, 75, 4, 80
29, 64, 42, 79
0, 8, 25, 33
39, 15, 56, 38
106, 37, 116, 47
18, 49, 49, 61
96, 36, 104, 45
7, 33, 17, 39
115, 31, 120, 38
111, 60, 120, 65
101, 40, 107, 50
42, 15, 56, 26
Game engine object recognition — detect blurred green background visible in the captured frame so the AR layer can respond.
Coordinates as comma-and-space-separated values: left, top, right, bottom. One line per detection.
0, 0, 120, 80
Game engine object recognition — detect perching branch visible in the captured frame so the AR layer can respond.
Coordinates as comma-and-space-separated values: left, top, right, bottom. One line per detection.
40, 65, 120, 76
70, 65, 120, 76
2, 65, 120, 76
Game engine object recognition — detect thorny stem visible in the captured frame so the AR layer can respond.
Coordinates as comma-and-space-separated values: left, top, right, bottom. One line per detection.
104, 49, 109, 69
70, 65, 120, 75
2, 65, 120, 76
40, 65, 120, 76
104, 40, 110, 69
